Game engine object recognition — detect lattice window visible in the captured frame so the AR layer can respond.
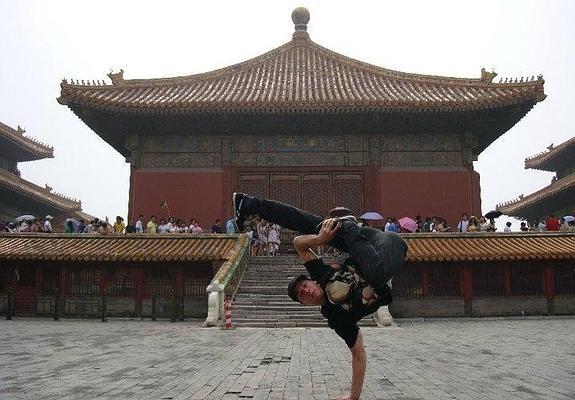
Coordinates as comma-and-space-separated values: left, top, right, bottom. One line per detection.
510, 265, 543, 296
394, 266, 424, 298
68, 267, 100, 296
107, 269, 136, 297
270, 175, 300, 207
239, 174, 268, 199
145, 268, 173, 296
428, 265, 460, 296
333, 175, 363, 215
302, 175, 331, 217
41, 267, 59, 294
183, 265, 212, 296
555, 264, 575, 296
17, 266, 36, 288
473, 265, 504, 296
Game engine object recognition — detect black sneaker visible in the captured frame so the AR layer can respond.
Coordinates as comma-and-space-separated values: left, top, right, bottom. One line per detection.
315, 215, 358, 232
232, 192, 249, 231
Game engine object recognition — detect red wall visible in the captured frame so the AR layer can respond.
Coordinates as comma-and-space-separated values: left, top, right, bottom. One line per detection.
129, 169, 225, 228
129, 167, 482, 231
377, 169, 481, 229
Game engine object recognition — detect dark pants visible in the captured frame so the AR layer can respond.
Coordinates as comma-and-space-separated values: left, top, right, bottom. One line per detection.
255, 198, 408, 293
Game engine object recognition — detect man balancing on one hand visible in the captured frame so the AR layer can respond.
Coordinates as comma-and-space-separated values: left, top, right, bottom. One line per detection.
233, 193, 408, 400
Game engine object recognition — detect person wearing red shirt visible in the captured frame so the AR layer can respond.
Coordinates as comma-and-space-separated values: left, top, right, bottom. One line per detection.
546, 215, 560, 231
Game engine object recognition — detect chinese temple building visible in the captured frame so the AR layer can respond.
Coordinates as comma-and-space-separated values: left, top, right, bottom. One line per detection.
497, 136, 575, 219
0, 121, 92, 229
58, 8, 546, 227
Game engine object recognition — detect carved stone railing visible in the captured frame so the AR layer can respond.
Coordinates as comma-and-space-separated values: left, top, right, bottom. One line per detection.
204, 234, 250, 327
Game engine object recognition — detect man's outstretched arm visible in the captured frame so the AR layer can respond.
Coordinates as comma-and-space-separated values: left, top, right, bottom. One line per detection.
336, 330, 367, 400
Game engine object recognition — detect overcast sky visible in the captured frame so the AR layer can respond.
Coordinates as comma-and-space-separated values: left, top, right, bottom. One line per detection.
1, 0, 573, 229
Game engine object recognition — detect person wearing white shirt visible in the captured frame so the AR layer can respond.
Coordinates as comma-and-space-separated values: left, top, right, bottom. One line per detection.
157, 219, 169, 234
135, 214, 144, 233
456, 214, 469, 233
504, 222, 512, 233
43, 215, 53, 233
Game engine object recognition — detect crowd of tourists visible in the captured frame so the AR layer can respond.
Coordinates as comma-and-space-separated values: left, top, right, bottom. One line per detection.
244, 219, 282, 257
407, 213, 575, 233
2, 212, 573, 236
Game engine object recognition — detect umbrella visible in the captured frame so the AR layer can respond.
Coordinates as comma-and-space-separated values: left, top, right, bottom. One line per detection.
484, 210, 503, 220
563, 216, 574, 223
398, 217, 418, 233
15, 215, 36, 223
64, 218, 80, 231
360, 212, 384, 220
329, 207, 352, 217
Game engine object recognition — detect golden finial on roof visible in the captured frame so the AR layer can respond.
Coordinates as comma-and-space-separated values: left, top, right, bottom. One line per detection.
292, 7, 310, 40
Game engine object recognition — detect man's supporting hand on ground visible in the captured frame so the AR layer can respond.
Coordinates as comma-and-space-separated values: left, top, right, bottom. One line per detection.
335, 330, 366, 400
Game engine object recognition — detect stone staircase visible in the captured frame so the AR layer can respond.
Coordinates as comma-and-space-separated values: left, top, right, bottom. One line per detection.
232, 255, 377, 328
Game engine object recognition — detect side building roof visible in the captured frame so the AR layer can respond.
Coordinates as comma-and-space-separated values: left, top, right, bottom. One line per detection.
524, 136, 575, 172
0, 169, 82, 212
0, 234, 248, 263
0, 232, 572, 263
0, 121, 54, 162
496, 173, 575, 219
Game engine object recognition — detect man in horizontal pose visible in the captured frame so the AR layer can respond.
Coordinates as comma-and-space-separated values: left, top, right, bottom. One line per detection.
233, 193, 408, 400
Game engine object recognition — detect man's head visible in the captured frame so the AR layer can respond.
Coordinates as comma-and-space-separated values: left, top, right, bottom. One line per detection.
288, 275, 325, 305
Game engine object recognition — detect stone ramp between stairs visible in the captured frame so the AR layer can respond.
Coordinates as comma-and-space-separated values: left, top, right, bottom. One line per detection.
232, 255, 378, 328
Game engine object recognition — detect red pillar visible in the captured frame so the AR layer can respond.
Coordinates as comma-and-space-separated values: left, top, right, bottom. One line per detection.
59, 264, 67, 295
175, 266, 183, 295
99, 265, 109, 296
543, 265, 555, 315
422, 266, 429, 297
135, 266, 144, 317
460, 265, 473, 316
503, 265, 511, 296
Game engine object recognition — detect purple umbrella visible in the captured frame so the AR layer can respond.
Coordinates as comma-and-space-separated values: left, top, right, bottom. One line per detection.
359, 212, 384, 221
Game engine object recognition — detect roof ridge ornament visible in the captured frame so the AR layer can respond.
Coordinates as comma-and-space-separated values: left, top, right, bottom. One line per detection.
108, 69, 125, 86
480, 68, 497, 83
291, 7, 310, 41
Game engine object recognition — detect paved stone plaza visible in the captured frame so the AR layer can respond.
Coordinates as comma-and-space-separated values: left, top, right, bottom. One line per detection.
0, 318, 574, 400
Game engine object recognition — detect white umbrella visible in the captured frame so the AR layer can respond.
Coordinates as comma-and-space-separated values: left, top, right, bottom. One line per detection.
15, 215, 36, 222
360, 212, 384, 220
64, 218, 80, 231
563, 216, 574, 223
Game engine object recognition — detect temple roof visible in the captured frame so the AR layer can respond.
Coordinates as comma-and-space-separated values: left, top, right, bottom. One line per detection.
496, 173, 575, 218
0, 169, 82, 211
0, 121, 54, 162
0, 232, 572, 263
0, 234, 247, 263
58, 10, 545, 116
402, 232, 575, 262
524, 136, 575, 172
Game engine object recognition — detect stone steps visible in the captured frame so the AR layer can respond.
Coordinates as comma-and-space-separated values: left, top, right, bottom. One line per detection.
232, 255, 377, 328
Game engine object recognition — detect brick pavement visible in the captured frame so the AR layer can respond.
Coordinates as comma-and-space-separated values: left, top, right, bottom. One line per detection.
0, 318, 574, 399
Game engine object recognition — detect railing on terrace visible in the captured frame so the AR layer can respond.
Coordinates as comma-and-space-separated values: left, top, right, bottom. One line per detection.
204, 234, 251, 326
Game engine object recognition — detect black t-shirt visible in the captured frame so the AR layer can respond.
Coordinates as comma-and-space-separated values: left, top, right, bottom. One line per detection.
304, 259, 389, 348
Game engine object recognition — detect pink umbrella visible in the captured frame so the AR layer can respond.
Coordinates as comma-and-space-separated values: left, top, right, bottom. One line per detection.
398, 217, 418, 233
